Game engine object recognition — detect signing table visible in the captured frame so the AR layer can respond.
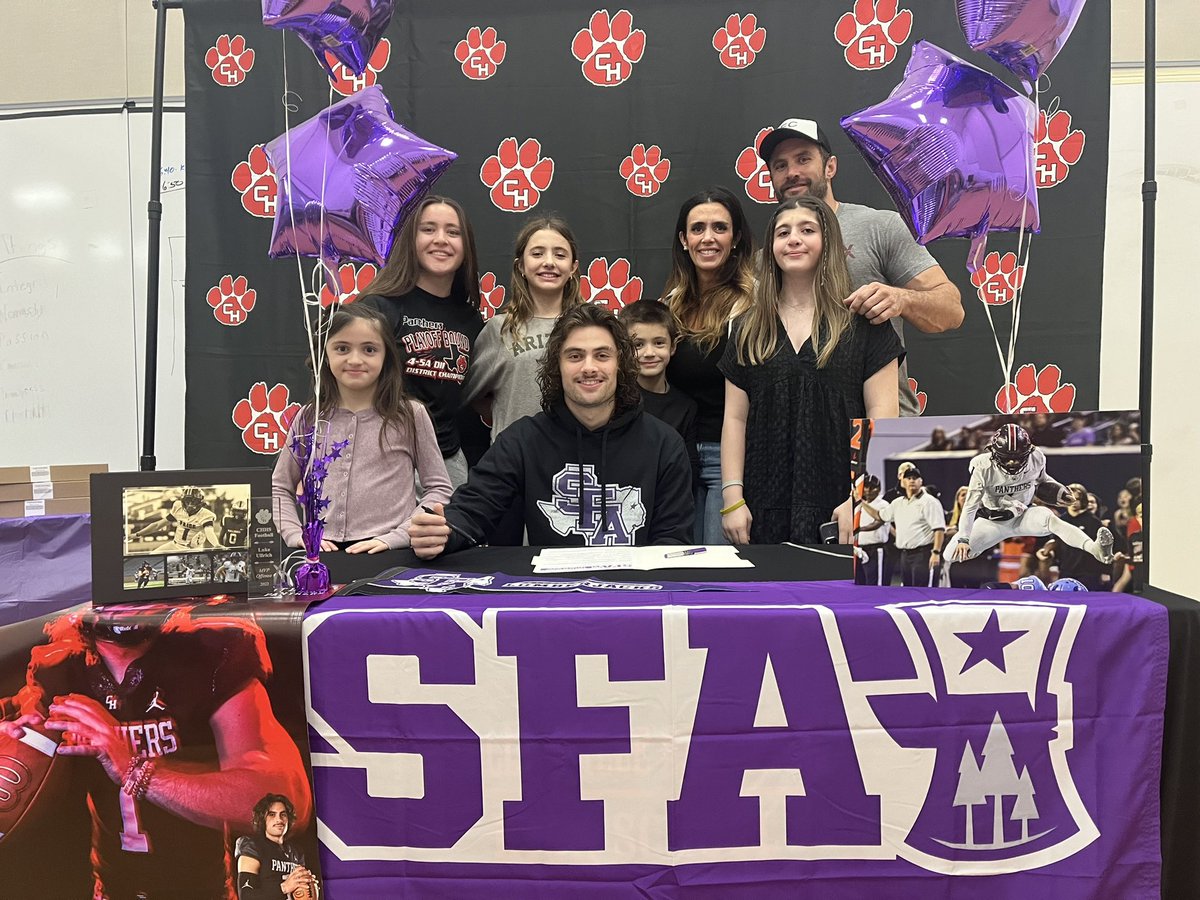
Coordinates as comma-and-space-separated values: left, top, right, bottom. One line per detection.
305, 547, 1169, 899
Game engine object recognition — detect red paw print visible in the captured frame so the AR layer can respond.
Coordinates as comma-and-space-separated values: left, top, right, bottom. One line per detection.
480, 137, 555, 212
571, 9, 646, 87
327, 38, 391, 96
834, 0, 913, 71
232, 382, 302, 455
995, 363, 1076, 414
734, 127, 777, 204
970, 251, 1026, 306
713, 13, 767, 70
907, 377, 927, 414
581, 257, 643, 313
204, 34, 255, 86
206, 275, 257, 326
479, 272, 506, 321
455, 26, 507, 80
619, 144, 671, 197
1035, 109, 1086, 188
319, 263, 378, 308
231, 144, 277, 219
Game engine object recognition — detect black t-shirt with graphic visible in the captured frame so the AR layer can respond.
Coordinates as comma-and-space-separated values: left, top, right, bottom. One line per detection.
360, 287, 484, 457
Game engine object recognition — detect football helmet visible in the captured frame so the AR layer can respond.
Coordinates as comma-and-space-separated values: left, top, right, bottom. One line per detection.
230, 498, 249, 518
1012, 575, 1048, 591
988, 424, 1034, 475
1049, 577, 1088, 592
179, 486, 205, 513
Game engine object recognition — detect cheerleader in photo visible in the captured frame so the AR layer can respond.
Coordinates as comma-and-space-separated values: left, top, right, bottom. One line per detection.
941, 424, 1115, 584
272, 304, 452, 554
719, 196, 903, 545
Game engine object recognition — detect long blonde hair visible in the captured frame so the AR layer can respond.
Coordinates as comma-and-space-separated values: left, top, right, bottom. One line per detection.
503, 216, 582, 340
662, 187, 755, 351
734, 196, 852, 367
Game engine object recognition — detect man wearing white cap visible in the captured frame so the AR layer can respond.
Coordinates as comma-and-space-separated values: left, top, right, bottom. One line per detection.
759, 118, 963, 416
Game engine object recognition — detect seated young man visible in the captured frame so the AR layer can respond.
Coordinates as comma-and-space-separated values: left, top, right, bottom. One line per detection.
410, 303, 694, 557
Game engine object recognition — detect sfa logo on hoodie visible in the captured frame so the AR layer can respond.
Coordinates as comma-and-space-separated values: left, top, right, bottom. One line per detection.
537, 464, 646, 545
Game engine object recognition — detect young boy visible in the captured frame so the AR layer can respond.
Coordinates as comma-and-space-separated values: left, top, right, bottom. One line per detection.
621, 300, 699, 487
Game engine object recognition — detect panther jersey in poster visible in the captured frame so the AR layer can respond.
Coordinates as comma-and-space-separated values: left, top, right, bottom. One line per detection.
959, 447, 1050, 543
19, 626, 269, 899
168, 501, 219, 548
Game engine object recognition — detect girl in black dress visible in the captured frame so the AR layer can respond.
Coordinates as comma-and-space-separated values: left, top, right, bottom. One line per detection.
719, 196, 902, 545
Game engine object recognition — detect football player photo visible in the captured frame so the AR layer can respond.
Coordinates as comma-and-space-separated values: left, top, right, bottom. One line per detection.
123, 558, 165, 591
123, 485, 252, 556
851, 411, 1140, 589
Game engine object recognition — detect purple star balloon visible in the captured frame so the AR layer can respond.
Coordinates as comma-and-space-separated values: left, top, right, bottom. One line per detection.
262, 0, 394, 77
958, 0, 1089, 90
841, 41, 1039, 273
264, 85, 456, 283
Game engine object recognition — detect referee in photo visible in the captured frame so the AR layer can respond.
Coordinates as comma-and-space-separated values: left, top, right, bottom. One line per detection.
863, 466, 946, 586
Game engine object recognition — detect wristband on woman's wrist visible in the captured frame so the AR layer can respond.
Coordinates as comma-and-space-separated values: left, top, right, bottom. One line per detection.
720, 499, 746, 516
721, 480, 743, 491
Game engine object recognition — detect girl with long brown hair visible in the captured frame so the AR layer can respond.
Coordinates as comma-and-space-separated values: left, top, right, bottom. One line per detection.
272, 304, 451, 553
466, 215, 582, 441
359, 195, 484, 488
719, 196, 902, 545
662, 186, 755, 543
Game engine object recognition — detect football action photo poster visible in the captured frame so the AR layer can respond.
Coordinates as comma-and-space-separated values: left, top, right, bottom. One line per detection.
0, 598, 320, 899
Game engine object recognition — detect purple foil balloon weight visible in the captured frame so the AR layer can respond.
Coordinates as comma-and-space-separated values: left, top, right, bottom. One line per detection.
288, 422, 349, 596
264, 85, 456, 287
262, 0, 394, 77
958, 0, 1089, 90
841, 41, 1039, 273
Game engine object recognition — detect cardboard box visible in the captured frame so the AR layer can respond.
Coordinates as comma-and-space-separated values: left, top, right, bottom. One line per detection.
0, 497, 91, 518
0, 480, 91, 502
0, 464, 108, 485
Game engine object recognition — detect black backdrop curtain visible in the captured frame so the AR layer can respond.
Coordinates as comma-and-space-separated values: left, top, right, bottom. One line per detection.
182, 0, 1110, 466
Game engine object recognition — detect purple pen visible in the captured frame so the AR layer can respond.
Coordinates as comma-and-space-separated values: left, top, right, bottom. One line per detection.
664, 547, 707, 558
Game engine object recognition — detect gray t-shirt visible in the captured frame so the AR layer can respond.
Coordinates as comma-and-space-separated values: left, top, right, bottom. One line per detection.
465, 313, 557, 441
837, 202, 938, 417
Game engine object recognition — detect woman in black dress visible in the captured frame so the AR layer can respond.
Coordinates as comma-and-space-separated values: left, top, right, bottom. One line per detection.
662, 187, 755, 543
719, 196, 902, 545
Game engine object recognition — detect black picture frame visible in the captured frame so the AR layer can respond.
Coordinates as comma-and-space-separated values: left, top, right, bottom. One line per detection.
91, 468, 274, 604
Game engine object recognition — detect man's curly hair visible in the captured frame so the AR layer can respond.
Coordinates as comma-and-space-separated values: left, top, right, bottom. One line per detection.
537, 303, 641, 415
252, 793, 296, 837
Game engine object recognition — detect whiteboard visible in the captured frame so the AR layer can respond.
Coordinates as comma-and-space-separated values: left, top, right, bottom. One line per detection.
0, 106, 186, 470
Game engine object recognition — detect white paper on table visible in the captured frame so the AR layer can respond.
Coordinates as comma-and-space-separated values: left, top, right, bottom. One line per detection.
531, 545, 753, 573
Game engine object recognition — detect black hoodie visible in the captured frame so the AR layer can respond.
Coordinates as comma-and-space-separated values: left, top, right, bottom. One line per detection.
441, 400, 694, 552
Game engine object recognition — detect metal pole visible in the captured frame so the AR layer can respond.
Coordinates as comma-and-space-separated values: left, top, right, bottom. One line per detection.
1138, 0, 1156, 584
140, 0, 182, 470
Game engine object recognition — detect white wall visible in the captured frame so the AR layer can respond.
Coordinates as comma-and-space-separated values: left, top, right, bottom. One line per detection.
1101, 72, 1197, 596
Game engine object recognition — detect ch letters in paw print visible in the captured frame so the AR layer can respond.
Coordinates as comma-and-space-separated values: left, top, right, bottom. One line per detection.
319, 263, 378, 308
479, 272, 506, 321
1034, 109, 1085, 189
734, 127, 778, 204
907, 377, 928, 414
204, 34, 255, 86
480, 137, 555, 212
971, 252, 1026, 306
834, 0, 912, 71
455, 26, 506, 80
620, 144, 670, 197
232, 382, 301, 455
713, 13, 766, 70
327, 38, 391, 96
572, 9, 646, 87
995, 364, 1076, 414
581, 258, 642, 312
231, 145, 277, 218
206, 275, 257, 326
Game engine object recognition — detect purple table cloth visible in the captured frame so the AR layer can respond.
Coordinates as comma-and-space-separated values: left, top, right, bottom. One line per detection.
304, 582, 1167, 898
0, 514, 92, 626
